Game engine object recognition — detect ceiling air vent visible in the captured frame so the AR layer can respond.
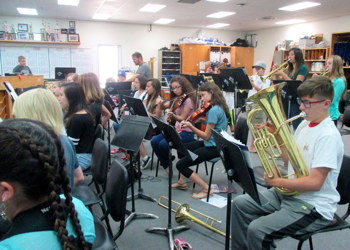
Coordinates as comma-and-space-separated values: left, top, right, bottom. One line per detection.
178, 0, 201, 4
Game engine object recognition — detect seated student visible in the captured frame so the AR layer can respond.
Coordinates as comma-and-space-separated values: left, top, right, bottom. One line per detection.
140, 78, 163, 169
172, 81, 230, 199
246, 61, 271, 152
79, 73, 111, 127
12, 88, 84, 190
231, 76, 343, 249
0, 119, 95, 249
58, 82, 95, 171
151, 75, 196, 174
66, 73, 79, 83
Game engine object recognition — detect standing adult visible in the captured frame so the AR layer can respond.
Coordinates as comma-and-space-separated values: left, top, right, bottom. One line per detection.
127, 52, 151, 81
274, 48, 309, 129
12, 56, 32, 75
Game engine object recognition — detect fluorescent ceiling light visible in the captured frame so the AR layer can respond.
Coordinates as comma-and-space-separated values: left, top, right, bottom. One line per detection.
206, 23, 229, 28
139, 4, 166, 13
279, 1, 320, 11
206, 0, 229, 3
92, 13, 111, 20
275, 19, 306, 25
207, 11, 235, 18
17, 8, 38, 15
58, 0, 80, 6
154, 18, 175, 24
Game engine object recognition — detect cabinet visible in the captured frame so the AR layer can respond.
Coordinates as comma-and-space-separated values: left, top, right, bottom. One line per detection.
209, 46, 231, 64
331, 32, 350, 71
179, 44, 210, 75
302, 48, 330, 74
231, 47, 254, 75
158, 50, 181, 83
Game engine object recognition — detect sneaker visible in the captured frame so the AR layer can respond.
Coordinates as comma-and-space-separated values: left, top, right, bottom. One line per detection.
140, 156, 151, 170
174, 237, 193, 250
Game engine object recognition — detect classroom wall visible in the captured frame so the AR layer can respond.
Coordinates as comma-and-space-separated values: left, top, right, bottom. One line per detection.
0, 16, 244, 78
252, 14, 350, 72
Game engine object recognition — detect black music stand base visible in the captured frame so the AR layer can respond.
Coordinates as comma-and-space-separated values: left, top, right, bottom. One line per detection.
125, 210, 158, 227
145, 226, 190, 250
145, 139, 190, 250
125, 152, 158, 227
127, 154, 157, 203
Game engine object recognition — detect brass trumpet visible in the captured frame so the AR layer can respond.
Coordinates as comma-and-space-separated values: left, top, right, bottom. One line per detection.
262, 60, 289, 81
157, 196, 228, 237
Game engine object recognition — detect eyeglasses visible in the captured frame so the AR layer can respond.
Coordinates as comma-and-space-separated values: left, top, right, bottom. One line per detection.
297, 99, 325, 108
171, 86, 182, 91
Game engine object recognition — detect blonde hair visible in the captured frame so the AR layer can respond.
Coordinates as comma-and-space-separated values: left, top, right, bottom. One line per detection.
79, 72, 104, 104
12, 88, 64, 135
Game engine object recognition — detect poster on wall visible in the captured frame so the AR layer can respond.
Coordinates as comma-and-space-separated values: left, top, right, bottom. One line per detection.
49, 47, 71, 78
71, 48, 93, 74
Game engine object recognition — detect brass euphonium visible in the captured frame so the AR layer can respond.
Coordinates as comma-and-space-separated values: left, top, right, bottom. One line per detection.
246, 82, 309, 196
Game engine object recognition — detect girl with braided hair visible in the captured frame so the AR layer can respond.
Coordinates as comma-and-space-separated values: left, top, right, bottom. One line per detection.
0, 119, 95, 249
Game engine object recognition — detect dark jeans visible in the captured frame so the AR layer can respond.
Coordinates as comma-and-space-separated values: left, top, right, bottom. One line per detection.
176, 140, 220, 178
151, 131, 195, 169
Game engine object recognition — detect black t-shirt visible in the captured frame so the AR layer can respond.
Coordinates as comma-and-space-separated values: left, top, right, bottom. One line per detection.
66, 113, 95, 154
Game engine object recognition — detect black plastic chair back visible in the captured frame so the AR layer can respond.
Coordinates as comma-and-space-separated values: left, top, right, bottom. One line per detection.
94, 124, 104, 141
337, 154, 350, 204
234, 116, 249, 145
105, 160, 128, 240
92, 217, 118, 250
91, 138, 109, 186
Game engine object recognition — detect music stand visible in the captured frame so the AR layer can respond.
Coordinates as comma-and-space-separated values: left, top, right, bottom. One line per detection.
111, 115, 158, 226
146, 117, 197, 250
220, 67, 252, 122
211, 129, 267, 250
273, 80, 302, 119
180, 74, 204, 90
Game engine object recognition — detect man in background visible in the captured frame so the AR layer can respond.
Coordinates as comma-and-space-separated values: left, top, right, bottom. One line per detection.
127, 52, 151, 81
12, 56, 32, 75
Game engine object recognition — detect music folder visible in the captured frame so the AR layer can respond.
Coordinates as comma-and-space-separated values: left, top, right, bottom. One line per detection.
211, 129, 268, 206
2, 81, 18, 101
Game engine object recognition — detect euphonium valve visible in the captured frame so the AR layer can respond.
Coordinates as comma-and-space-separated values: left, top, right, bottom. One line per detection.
247, 82, 309, 196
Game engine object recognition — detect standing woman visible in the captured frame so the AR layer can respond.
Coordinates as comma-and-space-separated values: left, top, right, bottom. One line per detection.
79, 72, 111, 127
0, 119, 95, 249
324, 55, 347, 125
59, 82, 95, 171
172, 82, 229, 199
151, 76, 196, 173
274, 47, 309, 129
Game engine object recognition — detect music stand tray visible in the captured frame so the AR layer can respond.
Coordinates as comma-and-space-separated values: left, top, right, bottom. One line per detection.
146, 117, 196, 250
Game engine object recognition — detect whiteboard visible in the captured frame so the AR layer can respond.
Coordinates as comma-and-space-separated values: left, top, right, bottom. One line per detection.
0, 46, 93, 78
49, 47, 71, 78
71, 48, 93, 74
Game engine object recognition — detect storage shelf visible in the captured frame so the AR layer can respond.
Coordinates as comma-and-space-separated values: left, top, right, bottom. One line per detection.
0, 40, 80, 45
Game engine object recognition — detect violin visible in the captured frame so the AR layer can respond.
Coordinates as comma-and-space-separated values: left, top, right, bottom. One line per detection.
188, 102, 212, 124
166, 94, 189, 123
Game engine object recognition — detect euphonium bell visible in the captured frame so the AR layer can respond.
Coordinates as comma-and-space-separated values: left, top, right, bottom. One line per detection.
246, 82, 309, 196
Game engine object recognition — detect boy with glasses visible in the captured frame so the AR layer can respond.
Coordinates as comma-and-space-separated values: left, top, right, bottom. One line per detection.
231, 76, 344, 250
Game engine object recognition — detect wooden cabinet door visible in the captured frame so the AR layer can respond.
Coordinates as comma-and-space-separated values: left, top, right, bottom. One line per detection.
180, 44, 210, 75
231, 47, 254, 75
